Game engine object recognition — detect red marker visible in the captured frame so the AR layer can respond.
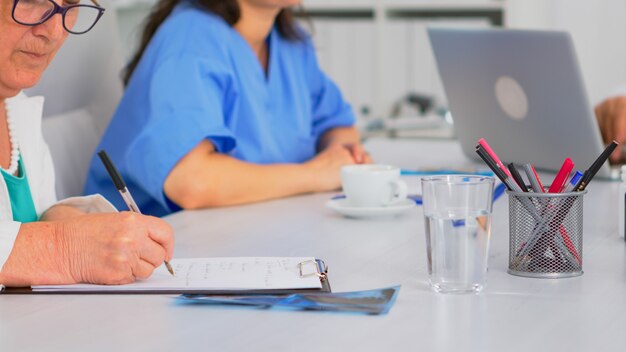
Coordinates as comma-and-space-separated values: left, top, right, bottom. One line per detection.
548, 158, 574, 193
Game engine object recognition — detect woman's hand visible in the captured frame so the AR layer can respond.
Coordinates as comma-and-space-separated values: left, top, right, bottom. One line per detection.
595, 96, 626, 163
317, 127, 372, 164
0, 212, 174, 286
341, 143, 373, 164
60, 212, 175, 285
305, 143, 357, 192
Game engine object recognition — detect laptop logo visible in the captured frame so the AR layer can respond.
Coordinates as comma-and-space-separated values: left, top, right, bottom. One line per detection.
495, 76, 528, 120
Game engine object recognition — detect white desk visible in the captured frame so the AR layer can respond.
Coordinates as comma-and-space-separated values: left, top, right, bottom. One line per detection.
2, 138, 626, 352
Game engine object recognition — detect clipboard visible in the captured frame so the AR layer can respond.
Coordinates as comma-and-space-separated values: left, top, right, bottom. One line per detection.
1, 259, 331, 295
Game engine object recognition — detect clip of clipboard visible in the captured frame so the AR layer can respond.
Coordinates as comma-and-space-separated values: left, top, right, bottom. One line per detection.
1, 258, 332, 295
298, 259, 328, 282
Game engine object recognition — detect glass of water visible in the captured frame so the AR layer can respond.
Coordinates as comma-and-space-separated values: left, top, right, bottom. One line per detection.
421, 175, 495, 293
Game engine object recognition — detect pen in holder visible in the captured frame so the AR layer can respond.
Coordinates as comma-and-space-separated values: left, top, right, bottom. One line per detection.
507, 189, 586, 278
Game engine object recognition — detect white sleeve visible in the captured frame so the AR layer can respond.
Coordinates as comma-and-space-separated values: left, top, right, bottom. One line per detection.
54, 194, 118, 213
0, 221, 21, 271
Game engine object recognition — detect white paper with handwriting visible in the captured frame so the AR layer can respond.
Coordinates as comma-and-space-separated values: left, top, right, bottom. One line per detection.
32, 257, 322, 292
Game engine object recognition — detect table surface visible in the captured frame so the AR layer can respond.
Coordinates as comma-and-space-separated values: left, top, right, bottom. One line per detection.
2, 138, 626, 352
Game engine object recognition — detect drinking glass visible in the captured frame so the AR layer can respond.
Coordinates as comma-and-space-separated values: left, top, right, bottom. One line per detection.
421, 175, 495, 293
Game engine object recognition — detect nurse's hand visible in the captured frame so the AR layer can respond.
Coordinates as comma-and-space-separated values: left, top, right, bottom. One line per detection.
342, 143, 373, 164
317, 126, 372, 163
0, 212, 174, 286
596, 96, 626, 163
306, 143, 356, 192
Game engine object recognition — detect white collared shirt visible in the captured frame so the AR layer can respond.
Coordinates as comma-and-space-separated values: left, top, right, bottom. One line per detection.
0, 93, 115, 271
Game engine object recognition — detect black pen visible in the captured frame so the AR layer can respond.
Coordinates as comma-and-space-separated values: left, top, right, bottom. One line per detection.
476, 146, 518, 191
97, 150, 175, 276
507, 163, 529, 192
575, 141, 618, 191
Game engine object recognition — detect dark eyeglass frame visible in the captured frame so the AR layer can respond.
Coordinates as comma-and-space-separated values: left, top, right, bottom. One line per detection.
11, 0, 105, 35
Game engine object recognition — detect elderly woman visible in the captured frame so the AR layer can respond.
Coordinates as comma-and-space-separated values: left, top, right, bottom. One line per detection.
0, 0, 174, 287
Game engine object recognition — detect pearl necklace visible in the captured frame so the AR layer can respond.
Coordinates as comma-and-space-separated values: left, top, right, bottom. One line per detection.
2, 102, 19, 176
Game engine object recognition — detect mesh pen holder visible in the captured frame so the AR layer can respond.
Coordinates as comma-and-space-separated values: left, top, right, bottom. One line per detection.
507, 189, 587, 278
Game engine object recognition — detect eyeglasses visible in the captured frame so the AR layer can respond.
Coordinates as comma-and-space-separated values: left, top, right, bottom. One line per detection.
11, 0, 105, 35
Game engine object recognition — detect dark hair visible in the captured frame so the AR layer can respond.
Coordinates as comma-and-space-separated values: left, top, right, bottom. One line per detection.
123, 0, 303, 85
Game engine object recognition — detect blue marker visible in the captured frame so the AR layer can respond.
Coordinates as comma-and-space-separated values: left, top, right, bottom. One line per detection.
400, 169, 494, 177
492, 182, 507, 203
562, 171, 583, 193
450, 182, 506, 228
331, 194, 423, 205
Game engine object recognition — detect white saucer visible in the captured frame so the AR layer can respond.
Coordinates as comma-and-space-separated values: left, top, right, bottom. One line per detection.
325, 198, 416, 218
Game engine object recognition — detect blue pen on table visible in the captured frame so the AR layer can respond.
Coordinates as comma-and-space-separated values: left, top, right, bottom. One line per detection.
98, 150, 175, 277
450, 182, 506, 228
400, 169, 493, 177
331, 182, 506, 209
492, 182, 506, 202
331, 194, 423, 205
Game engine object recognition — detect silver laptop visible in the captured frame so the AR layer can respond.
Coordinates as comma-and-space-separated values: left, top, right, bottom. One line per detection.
428, 28, 616, 179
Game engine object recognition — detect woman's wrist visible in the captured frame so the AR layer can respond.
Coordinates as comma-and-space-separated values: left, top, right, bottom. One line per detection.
50, 219, 79, 283
301, 160, 323, 193
318, 127, 360, 151
0, 221, 76, 286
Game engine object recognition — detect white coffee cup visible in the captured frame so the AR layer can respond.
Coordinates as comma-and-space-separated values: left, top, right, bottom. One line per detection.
340, 165, 408, 207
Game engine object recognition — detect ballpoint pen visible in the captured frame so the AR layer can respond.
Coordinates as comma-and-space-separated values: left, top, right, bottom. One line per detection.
476, 148, 510, 185
575, 141, 619, 191
97, 150, 175, 276
476, 146, 542, 221
478, 138, 512, 178
476, 146, 521, 193
562, 171, 583, 193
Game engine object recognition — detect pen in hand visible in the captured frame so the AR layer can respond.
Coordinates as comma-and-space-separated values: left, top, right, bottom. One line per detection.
97, 150, 175, 277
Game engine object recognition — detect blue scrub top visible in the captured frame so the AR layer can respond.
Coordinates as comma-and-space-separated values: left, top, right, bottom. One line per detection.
85, 2, 356, 217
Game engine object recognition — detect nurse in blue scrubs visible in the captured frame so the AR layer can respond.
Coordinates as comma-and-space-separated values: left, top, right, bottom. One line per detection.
85, 0, 371, 216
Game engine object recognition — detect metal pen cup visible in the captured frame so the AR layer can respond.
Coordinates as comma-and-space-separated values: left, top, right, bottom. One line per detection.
507, 189, 586, 278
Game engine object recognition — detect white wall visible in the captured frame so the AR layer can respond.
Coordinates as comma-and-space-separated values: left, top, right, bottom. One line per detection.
114, 0, 626, 120
507, 0, 626, 104
115, 1, 499, 122
307, 13, 492, 121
